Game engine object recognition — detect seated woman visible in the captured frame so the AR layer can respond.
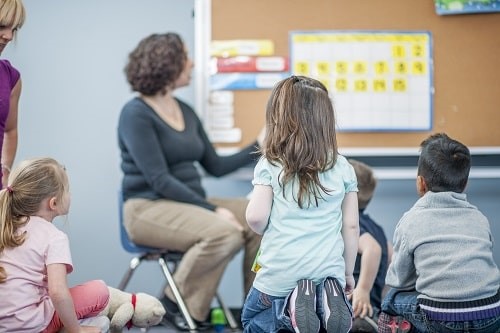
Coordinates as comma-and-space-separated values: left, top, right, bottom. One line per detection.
117, 32, 262, 329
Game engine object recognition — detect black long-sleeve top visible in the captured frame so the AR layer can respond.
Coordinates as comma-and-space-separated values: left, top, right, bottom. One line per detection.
118, 97, 258, 210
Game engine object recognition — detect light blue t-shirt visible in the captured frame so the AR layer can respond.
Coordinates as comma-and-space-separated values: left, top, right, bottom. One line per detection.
252, 154, 358, 297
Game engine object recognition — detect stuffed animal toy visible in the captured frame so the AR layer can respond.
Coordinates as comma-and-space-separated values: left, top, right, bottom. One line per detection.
99, 286, 166, 332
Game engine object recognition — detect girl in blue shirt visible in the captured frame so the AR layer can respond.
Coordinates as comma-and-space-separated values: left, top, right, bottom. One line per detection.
241, 76, 359, 333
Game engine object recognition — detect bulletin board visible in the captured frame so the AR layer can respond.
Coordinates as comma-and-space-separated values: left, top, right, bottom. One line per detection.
211, 0, 500, 149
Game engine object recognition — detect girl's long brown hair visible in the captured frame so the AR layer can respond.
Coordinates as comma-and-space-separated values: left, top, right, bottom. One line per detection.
263, 75, 338, 208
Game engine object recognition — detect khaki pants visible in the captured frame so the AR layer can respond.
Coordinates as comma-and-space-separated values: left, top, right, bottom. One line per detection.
123, 197, 261, 321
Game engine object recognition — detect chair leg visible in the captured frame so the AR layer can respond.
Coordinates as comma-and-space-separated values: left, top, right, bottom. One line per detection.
215, 292, 239, 330
164, 255, 239, 330
158, 257, 198, 331
117, 256, 142, 290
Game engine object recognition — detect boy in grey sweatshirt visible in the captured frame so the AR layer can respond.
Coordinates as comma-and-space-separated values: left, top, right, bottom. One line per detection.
378, 133, 499, 333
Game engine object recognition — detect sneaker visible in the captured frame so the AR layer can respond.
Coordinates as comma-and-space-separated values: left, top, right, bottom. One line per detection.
289, 279, 320, 333
322, 278, 352, 333
159, 295, 180, 315
161, 311, 212, 331
377, 312, 412, 333
159, 296, 211, 331
351, 316, 378, 332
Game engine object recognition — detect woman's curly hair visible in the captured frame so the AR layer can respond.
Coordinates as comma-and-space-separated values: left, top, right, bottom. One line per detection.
125, 32, 186, 96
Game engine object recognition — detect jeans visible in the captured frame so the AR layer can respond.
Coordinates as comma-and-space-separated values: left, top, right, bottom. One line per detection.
241, 278, 352, 333
381, 288, 500, 333
241, 287, 291, 333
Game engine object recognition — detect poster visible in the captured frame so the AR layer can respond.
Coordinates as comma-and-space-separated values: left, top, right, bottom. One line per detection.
435, 0, 500, 15
290, 31, 433, 132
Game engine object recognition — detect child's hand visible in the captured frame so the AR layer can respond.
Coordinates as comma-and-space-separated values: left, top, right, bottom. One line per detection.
351, 287, 373, 318
344, 274, 355, 295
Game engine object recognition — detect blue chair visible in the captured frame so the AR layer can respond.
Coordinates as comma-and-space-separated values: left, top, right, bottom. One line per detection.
117, 192, 238, 331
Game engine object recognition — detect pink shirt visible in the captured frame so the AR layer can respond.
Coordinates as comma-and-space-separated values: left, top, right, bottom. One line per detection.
0, 216, 73, 332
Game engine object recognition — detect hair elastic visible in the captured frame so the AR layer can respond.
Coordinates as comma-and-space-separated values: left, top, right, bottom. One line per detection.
6, 186, 13, 194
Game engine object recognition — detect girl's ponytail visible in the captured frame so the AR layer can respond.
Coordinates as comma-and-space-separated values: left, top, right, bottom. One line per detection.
0, 187, 27, 283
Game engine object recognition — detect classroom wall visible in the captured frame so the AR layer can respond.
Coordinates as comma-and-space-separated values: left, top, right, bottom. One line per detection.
3, 0, 196, 295
3, 0, 499, 310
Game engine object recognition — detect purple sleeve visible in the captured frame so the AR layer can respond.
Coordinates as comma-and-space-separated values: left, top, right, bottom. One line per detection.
0, 60, 21, 88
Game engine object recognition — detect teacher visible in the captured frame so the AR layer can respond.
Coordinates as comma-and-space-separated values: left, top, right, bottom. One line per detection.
118, 32, 262, 329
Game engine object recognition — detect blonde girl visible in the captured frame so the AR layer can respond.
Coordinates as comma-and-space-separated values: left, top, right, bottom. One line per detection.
0, 158, 109, 333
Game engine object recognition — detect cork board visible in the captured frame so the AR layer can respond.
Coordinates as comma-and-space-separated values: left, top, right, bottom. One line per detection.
211, 0, 500, 149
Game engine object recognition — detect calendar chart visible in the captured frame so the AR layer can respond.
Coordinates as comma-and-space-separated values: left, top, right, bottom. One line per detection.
290, 31, 433, 132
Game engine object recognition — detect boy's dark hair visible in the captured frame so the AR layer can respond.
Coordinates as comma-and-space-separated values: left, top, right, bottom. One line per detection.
349, 159, 376, 210
418, 133, 470, 193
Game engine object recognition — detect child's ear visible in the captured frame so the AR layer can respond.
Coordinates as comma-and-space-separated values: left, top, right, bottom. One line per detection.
48, 197, 58, 210
416, 175, 427, 196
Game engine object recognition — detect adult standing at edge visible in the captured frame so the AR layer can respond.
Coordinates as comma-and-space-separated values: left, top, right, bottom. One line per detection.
0, 0, 24, 188
118, 32, 262, 329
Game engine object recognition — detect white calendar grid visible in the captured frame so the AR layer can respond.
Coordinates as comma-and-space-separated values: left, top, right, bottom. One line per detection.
290, 31, 433, 132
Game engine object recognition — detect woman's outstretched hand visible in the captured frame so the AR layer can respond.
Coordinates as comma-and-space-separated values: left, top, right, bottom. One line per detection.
216, 207, 244, 231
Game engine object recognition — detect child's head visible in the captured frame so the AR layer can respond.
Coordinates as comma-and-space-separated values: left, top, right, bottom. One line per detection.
263, 75, 338, 208
349, 159, 377, 210
0, 0, 25, 42
264, 75, 337, 158
0, 157, 69, 248
417, 133, 470, 194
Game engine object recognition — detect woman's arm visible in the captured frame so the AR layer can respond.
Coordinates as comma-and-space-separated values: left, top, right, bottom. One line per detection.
47, 263, 80, 333
202, 140, 258, 177
246, 184, 272, 234
1, 79, 21, 187
341, 191, 359, 294
196, 110, 259, 177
